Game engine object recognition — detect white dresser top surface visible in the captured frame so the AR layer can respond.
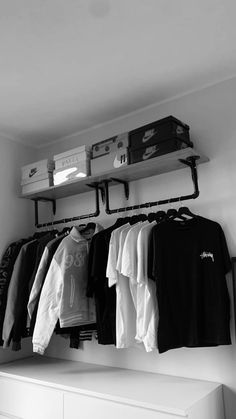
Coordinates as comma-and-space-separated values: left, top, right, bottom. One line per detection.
0, 356, 222, 416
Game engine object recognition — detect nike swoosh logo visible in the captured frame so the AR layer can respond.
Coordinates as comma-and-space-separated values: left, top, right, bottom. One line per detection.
142, 148, 158, 160
113, 153, 127, 168
29, 168, 37, 177
142, 129, 156, 143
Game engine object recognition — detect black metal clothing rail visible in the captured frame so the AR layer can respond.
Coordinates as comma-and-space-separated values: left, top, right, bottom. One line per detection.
32, 183, 100, 228
103, 156, 200, 215
31, 155, 200, 228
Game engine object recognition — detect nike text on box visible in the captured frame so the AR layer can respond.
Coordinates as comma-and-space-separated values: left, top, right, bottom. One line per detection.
53, 145, 91, 171
129, 115, 191, 151
92, 132, 129, 158
91, 148, 129, 175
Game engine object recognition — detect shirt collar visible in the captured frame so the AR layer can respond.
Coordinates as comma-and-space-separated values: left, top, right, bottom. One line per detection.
70, 223, 103, 243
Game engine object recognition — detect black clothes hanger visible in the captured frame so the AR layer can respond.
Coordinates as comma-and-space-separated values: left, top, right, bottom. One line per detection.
60, 226, 72, 235
155, 210, 166, 222
79, 222, 96, 233
110, 216, 131, 229
129, 214, 140, 225
130, 213, 147, 225
115, 218, 127, 227
166, 208, 177, 218
147, 211, 156, 222
177, 206, 198, 219
166, 208, 187, 221
148, 209, 166, 223
138, 213, 148, 221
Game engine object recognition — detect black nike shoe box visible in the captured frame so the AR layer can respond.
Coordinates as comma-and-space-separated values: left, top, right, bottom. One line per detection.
129, 139, 189, 164
129, 115, 192, 151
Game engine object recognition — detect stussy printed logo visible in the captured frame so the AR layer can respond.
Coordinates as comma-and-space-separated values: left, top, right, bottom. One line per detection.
200, 251, 214, 262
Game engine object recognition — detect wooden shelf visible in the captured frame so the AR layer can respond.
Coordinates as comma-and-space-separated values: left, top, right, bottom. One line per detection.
20, 147, 208, 201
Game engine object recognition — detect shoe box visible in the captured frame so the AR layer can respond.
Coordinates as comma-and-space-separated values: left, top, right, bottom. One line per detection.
129, 115, 192, 164
91, 133, 129, 175
91, 132, 129, 159
91, 148, 129, 175
21, 159, 55, 194
53, 145, 91, 185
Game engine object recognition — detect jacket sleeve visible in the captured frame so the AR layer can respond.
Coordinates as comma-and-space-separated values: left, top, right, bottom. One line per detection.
32, 257, 63, 355
2, 245, 27, 347
28, 247, 49, 319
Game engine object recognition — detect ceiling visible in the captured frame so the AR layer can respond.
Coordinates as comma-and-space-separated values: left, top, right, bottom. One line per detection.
1, 0, 236, 148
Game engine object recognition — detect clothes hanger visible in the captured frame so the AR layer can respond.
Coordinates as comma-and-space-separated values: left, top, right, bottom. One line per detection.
147, 204, 157, 222
79, 222, 96, 234
130, 209, 140, 225
166, 199, 188, 221
166, 208, 177, 218
111, 209, 131, 228
155, 209, 166, 222
177, 205, 198, 219
61, 224, 72, 235
113, 217, 129, 228
138, 213, 148, 221
130, 208, 147, 224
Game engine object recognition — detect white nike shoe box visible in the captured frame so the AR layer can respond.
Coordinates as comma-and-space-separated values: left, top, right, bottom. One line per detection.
21, 159, 55, 182
21, 173, 54, 195
91, 148, 129, 175
92, 132, 129, 158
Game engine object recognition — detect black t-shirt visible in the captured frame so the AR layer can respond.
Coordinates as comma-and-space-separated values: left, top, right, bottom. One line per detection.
149, 216, 231, 353
87, 227, 116, 345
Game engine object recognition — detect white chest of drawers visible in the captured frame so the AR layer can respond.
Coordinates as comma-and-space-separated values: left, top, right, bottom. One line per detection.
0, 357, 225, 419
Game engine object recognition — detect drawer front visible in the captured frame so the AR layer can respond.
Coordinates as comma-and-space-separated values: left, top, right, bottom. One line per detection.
0, 378, 63, 419
64, 392, 182, 419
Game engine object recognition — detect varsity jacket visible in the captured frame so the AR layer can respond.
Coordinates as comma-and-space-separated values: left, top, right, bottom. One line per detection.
32, 224, 103, 355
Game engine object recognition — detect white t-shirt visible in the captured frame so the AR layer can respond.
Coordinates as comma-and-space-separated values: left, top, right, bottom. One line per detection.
106, 224, 137, 348
106, 224, 129, 288
136, 222, 158, 352
121, 222, 148, 310
116, 225, 131, 273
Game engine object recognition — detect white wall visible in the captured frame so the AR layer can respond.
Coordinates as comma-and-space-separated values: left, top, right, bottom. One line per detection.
37, 77, 236, 419
0, 137, 37, 362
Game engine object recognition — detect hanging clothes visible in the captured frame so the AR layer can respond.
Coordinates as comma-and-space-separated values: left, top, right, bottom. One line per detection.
11, 232, 56, 351
27, 233, 67, 334
86, 221, 127, 346
0, 238, 28, 345
148, 216, 231, 353
120, 221, 149, 310
2, 238, 38, 348
106, 223, 140, 349
32, 223, 103, 355
55, 323, 98, 349
136, 221, 158, 352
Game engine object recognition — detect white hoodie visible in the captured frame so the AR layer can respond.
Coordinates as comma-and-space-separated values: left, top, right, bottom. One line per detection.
32, 223, 102, 355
